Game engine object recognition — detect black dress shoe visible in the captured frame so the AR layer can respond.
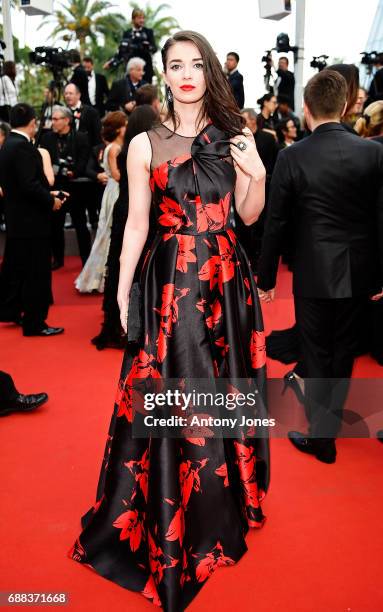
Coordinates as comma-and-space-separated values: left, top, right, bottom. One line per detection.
377, 430, 383, 443
288, 431, 336, 464
23, 326, 64, 337
282, 370, 305, 404
0, 392, 48, 416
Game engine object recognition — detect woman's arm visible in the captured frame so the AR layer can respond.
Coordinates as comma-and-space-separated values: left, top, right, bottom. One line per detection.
38, 147, 55, 187
231, 128, 266, 226
108, 143, 121, 182
117, 132, 152, 332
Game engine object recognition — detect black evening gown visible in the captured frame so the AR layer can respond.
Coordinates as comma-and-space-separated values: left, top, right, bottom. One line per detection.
69, 124, 270, 611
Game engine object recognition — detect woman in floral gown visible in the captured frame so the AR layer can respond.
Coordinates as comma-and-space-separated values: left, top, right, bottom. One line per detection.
69, 31, 270, 612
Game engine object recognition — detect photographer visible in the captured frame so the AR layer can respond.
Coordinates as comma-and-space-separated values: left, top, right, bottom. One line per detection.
69, 50, 91, 106
40, 106, 90, 269
106, 57, 147, 114
104, 8, 156, 83
273, 56, 295, 110
0, 62, 18, 122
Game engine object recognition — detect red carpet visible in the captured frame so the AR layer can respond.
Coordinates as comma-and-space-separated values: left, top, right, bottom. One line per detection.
0, 259, 382, 611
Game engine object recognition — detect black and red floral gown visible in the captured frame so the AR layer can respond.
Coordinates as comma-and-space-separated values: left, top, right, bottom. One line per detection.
69, 124, 270, 611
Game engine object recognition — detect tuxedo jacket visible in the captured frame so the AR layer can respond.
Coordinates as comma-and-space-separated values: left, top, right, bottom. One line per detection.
106, 77, 147, 112
70, 65, 91, 106
228, 70, 244, 109
257, 123, 383, 298
0, 132, 53, 238
93, 73, 109, 116
74, 104, 102, 147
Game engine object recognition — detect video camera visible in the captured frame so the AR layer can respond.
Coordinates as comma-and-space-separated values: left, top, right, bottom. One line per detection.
29, 47, 72, 71
310, 55, 329, 72
360, 51, 380, 67
53, 156, 75, 179
108, 30, 152, 69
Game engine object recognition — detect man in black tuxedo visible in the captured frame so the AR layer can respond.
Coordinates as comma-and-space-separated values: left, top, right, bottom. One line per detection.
106, 57, 147, 114
64, 83, 102, 147
69, 50, 91, 106
40, 105, 91, 268
257, 70, 383, 463
0, 104, 65, 336
121, 8, 156, 83
226, 52, 244, 109
274, 56, 295, 111
83, 56, 109, 118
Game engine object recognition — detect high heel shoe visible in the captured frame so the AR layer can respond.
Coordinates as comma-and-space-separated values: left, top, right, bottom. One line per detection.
282, 370, 305, 404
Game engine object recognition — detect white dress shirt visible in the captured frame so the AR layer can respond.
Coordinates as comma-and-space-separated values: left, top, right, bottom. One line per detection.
88, 71, 96, 106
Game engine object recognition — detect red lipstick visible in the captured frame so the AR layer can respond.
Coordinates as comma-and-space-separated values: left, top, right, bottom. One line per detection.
180, 85, 195, 91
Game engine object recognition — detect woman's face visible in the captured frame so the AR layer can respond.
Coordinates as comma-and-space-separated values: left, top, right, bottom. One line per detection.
265, 97, 277, 113
163, 41, 206, 105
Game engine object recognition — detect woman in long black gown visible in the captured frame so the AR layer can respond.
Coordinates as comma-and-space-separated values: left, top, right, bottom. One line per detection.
92, 105, 158, 350
69, 31, 270, 611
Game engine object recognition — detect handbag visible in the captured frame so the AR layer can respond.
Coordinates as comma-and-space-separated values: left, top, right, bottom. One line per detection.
126, 281, 144, 343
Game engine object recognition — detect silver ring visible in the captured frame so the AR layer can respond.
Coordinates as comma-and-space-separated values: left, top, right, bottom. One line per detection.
236, 140, 247, 151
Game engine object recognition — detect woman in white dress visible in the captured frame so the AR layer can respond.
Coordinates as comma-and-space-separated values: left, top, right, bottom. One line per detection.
75, 112, 127, 293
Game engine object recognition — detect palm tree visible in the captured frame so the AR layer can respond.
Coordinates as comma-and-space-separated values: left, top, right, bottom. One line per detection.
39, 0, 128, 56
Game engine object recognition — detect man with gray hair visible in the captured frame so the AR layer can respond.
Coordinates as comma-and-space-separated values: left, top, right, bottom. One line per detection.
40, 105, 90, 269
106, 57, 147, 114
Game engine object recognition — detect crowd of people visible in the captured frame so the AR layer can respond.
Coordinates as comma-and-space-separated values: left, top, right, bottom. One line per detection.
1, 14, 383, 612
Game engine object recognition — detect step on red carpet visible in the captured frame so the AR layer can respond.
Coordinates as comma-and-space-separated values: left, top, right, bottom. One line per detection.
1, 259, 382, 611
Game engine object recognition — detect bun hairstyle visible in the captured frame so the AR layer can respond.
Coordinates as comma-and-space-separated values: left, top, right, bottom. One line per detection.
354, 100, 383, 138
161, 30, 245, 137
101, 111, 127, 143
257, 93, 274, 109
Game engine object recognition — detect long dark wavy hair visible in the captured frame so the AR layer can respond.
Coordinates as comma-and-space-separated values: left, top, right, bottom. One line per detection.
161, 31, 245, 137
326, 63, 359, 120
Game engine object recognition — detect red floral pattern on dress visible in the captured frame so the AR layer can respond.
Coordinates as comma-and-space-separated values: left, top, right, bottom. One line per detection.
175, 234, 197, 272
158, 196, 192, 232
250, 330, 266, 369
198, 235, 237, 294
152, 162, 169, 191
148, 529, 178, 584
215, 463, 229, 486
155, 284, 190, 363
124, 447, 149, 502
193, 541, 235, 582
113, 509, 144, 550
234, 441, 265, 528
142, 576, 161, 607
196, 192, 231, 232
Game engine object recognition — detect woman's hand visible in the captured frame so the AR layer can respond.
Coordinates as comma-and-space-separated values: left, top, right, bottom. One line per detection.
118, 293, 129, 334
230, 128, 266, 180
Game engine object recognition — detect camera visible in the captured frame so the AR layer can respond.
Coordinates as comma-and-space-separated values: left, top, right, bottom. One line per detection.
29, 47, 72, 71
108, 30, 152, 69
360, 51, 379, 66
262, 50, 273, 65
310, 55, 329, 72
53, 156, 74, 178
